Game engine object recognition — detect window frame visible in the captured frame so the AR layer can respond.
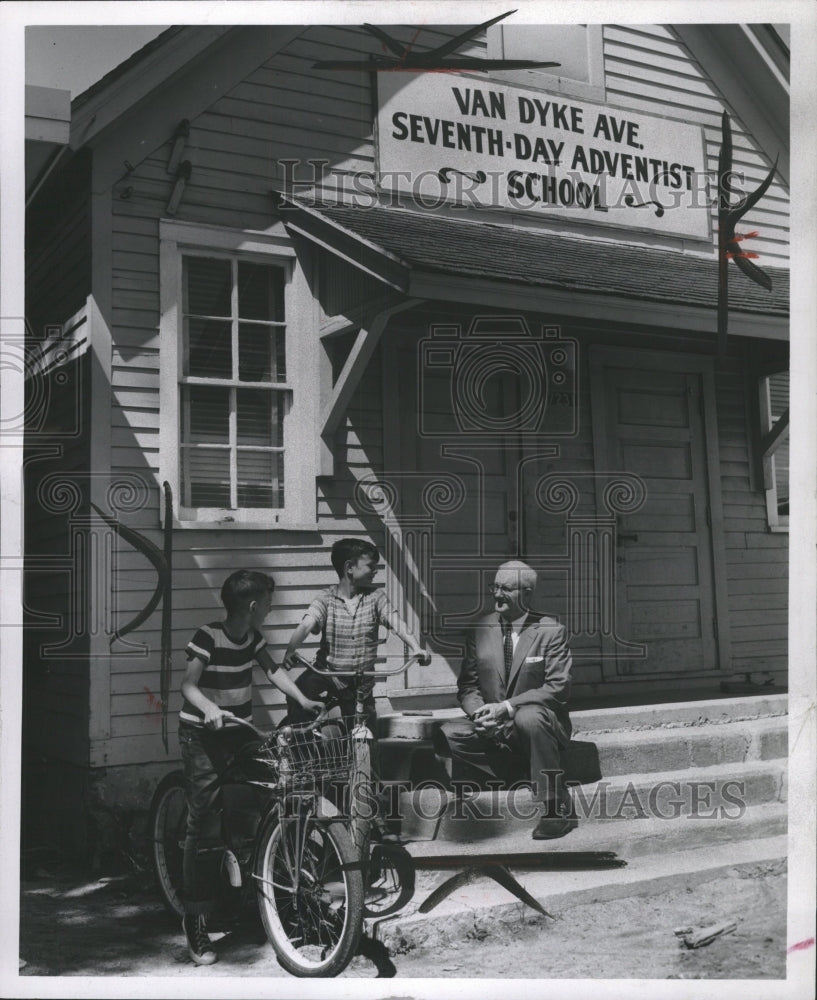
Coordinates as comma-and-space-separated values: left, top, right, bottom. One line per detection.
486, 23, 606, 103
758, 370, 789, 533
159, 220, 319, 530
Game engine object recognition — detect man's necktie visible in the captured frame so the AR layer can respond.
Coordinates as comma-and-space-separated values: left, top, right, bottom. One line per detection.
501, 618, 513, 684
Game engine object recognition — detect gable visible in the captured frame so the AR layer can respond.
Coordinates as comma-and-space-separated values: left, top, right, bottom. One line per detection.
99, 21, 786, 264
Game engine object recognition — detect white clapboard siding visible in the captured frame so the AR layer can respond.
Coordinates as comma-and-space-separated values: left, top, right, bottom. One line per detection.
603, 24, 788, 263
714, 354, 787, 674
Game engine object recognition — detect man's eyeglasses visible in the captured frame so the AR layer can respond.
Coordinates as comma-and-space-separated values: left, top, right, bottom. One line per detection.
487, 584, 519, 596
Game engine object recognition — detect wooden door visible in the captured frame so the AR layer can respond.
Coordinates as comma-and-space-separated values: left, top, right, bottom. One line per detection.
590, 349, 727, 677
380, 323, 522, 697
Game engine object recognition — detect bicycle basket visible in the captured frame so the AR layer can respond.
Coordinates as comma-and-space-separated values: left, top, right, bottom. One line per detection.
273, 718, 362, 784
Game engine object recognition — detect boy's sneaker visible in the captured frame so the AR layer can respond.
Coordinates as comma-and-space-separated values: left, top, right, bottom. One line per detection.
182, 914, 217, 965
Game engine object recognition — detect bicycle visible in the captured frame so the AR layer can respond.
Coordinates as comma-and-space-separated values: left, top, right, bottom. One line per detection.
148, 651, 422, 978
285, 649, 425, 913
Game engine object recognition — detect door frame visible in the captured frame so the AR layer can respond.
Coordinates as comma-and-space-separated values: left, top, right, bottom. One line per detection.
588, 345, 731, 676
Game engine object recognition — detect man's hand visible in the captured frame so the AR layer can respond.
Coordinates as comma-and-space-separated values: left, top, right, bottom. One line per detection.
203, 705, 235, 730
415, 647, 432, 666
472, 702, 509, 733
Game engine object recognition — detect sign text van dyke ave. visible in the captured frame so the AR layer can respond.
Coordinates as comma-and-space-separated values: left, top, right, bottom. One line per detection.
376, 75, 709, 239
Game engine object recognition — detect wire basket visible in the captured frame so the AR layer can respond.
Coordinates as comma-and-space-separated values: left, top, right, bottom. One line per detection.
264, 718, 363, 785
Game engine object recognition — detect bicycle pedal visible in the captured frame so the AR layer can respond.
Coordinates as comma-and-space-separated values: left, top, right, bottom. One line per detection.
222, 849, 242, 888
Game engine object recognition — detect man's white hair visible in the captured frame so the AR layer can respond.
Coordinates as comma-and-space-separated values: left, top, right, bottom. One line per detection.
496, 560, 537, 592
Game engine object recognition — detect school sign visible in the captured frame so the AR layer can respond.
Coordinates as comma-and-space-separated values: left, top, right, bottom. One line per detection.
376, 73, 711, 240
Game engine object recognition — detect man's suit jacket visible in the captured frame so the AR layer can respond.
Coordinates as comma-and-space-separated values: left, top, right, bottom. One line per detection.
457, 613, 572, 741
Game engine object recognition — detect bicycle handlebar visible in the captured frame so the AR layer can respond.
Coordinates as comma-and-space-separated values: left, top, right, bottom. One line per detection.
221, 710, 330, 741
288, 650, 427, 677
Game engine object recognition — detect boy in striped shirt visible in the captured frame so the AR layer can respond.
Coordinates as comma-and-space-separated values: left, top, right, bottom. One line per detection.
179, 569, 322, 966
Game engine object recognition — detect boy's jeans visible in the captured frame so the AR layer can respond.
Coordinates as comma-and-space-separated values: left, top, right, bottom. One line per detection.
178, 722, 254, 915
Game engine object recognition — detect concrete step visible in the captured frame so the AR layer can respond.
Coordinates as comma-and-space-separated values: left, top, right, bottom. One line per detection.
377, 695, 788, 785
391, 759, 786, 841
367, 833, 788, 951
562, 715, 787, 781
377, 693, 788, 741
402, 798, 787, 861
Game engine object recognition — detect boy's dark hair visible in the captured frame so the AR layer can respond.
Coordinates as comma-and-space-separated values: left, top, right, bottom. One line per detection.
220, 570, 275, 613
330, 538, 379, 577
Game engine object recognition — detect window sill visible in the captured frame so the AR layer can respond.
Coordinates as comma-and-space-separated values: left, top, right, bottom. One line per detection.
165, 517, 319, 532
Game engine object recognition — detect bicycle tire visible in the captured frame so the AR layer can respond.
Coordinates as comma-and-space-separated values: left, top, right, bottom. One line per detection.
363, 841, 416, 918
348, 738, 373, 859
149, 770, 187, 918
254, 801, 365, 978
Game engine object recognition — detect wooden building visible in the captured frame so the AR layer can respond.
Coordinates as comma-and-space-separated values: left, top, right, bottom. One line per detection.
23, 21, 789, 854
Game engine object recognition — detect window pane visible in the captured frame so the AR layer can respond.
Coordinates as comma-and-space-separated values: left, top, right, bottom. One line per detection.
183, 447, 231, 507
185, 318, 232, 378
184, 385, 230, 444
769, 372, 789, 515
237, 450, 284, 508
237, 389, 284, 447
238, 262, 284, 321
238, 323, 286, 382
185, 257, 232, 316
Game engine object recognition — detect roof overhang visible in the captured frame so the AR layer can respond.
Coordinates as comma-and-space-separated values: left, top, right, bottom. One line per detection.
273, 196, 789, 342
271, 192, 411, 294
25, 85, 71, 199
673, 24, 789, 189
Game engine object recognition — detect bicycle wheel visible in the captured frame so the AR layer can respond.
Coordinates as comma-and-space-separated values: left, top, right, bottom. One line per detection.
363, 841, 416, 918
149, 771, 187, 918
254, 801, 365, 978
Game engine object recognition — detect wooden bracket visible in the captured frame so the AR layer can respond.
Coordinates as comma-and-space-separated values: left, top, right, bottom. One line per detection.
166, 160, 192, 216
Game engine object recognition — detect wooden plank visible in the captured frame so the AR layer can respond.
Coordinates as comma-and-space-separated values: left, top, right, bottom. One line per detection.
726, 547, 789, 564
726, 561, 787, 581
730, 655, 788, 671
731, 623, 788, 642
731, 608, 788, 627
111, 368, 159, 390
225, 80, 371, 125
111, 427, 160, 451
728, 577, 788, 595
730, 639, 787, 658
605, 72, 725, 114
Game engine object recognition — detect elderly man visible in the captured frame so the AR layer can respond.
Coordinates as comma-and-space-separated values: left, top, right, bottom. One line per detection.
435, 560, 576, 839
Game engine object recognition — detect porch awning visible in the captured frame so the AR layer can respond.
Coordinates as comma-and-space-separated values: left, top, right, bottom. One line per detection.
272, 194, 789, 320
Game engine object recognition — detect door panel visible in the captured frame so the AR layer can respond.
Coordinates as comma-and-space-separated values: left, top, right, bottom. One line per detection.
593, 359, 719, 676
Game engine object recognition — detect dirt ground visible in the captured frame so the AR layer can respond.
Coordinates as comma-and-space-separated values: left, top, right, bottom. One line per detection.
15, 850, 788, 983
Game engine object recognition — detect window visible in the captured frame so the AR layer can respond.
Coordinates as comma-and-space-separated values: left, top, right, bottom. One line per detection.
759, 370, 789, 531
486, 24, 605, 102
181, 255, 288, 510
160, 221, 317, 528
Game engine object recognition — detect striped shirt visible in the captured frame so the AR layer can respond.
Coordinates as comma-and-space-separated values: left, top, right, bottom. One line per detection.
307, 586, 397, 696
179, 622, 271, 726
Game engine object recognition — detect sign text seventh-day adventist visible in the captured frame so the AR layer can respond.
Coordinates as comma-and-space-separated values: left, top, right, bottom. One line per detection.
376, 74, 710, 240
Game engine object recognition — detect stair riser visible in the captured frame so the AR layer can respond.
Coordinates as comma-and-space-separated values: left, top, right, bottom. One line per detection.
380, 726, 788, 785
566, 726, 787, 780
400, 805, 787, 856
394, 769, 784, 839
